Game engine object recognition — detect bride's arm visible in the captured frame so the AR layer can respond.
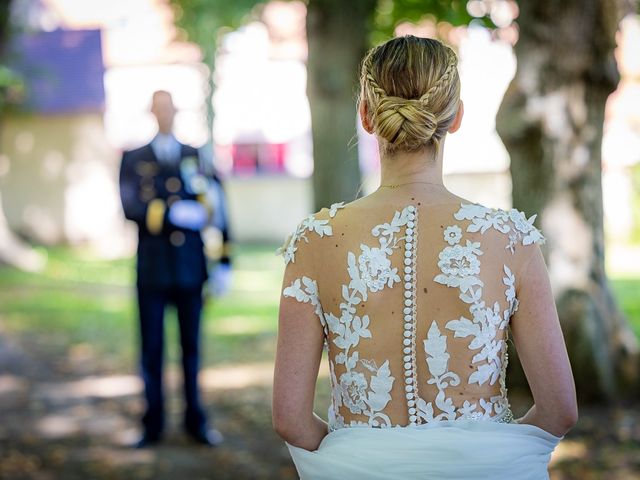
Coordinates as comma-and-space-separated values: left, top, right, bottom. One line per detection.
510, 245, 578, 438
272, 278, 328, 450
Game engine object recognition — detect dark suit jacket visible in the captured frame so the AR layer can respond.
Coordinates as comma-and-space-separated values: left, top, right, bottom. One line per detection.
119, 142, 229, 290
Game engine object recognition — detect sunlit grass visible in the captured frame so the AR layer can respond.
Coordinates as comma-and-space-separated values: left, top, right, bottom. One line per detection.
0, 244, 283, 370
0, 246, 133, 287
0, 243, 638, 371
610, 278, 640, 338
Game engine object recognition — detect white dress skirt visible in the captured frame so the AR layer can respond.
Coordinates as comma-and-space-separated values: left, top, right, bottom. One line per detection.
287, 420, 562, 480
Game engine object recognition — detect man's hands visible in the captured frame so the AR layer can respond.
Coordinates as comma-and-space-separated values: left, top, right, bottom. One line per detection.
168, 200, 208, 230
210, 263, 232, 297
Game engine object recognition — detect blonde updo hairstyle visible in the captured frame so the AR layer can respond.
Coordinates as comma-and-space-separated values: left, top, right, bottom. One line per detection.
359, 36, 461, 155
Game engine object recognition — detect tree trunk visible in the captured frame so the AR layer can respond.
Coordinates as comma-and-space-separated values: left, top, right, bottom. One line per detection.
497, 0, 639, 402
306, 0, 376, 210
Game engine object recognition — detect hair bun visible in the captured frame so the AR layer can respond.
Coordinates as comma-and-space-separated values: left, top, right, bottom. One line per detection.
375, 95, 437, 149
359, 36, 461, 154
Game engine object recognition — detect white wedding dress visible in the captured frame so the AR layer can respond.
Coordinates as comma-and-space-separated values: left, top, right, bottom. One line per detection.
279, 201, 562, 479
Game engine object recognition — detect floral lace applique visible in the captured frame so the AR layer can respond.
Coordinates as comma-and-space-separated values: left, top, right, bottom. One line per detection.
443, 265, 516, 387
283, 206, 415, 429
454, 204, 545, 253
282, 203, 537, 430
326, 207, 414, 429
424, 203, 542, 422
416, 322, 461, 422
283, 276, 327, 335
443, 225, 462, 245
329, 202, 345, 218
435, 240, 483, 292
277, 202, 345, 265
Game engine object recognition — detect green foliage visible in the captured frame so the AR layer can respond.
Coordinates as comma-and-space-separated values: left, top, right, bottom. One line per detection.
169, 0, 268, 135
611, 278, 640, 338
169, 0, 267, 60
372, 0, 488, 41
0, 0, 11, 51
0, 0, 25, 114
168, 0, 496, 144
630, 163, 640, 243
0, 64, 24, 112
170, 0, 495, 63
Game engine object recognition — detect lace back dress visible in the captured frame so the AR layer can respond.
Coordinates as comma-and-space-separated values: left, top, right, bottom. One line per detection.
279, 201, 546, 432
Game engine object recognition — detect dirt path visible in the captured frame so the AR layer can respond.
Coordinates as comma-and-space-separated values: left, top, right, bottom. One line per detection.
1, 331, 639, 479
0, 332, 297, 480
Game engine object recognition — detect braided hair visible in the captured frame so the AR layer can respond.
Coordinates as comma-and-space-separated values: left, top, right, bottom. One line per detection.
359, 36, 460, 154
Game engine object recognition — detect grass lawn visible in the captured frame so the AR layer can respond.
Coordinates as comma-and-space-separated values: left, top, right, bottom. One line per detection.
0, 244, 284, 372
0, 244, 639, 368
611, 278, 640, 338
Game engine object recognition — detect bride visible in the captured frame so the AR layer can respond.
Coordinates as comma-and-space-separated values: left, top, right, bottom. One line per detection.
272, 35, 577, 479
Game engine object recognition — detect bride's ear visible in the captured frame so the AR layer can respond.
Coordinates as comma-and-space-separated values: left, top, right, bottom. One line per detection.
448, 100, 464, 134
359, 99, 374, 134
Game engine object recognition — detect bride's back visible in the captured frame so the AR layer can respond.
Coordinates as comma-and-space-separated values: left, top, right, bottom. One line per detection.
281, 198, 544, 429
274, 36, 575, 474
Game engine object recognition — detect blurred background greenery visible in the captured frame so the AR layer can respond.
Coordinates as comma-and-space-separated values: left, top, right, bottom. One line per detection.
1, 0, 640, 479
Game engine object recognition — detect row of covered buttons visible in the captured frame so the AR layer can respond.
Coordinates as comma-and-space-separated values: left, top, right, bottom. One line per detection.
402, 205, 418, 425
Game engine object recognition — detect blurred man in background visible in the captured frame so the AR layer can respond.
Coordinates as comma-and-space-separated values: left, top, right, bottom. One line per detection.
119, 90, 232, 448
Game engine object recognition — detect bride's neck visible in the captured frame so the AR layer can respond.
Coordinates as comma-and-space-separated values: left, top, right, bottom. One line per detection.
379, 143, 445, 188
